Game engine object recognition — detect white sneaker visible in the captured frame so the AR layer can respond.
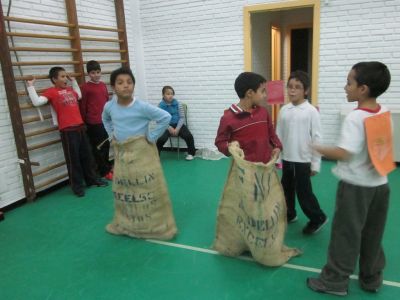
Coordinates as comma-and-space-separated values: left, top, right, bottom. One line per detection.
185, 154, 194, 161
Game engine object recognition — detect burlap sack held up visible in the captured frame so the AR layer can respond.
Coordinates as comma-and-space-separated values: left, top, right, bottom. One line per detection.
106, 136, 177, 240
213, 141, 301, 266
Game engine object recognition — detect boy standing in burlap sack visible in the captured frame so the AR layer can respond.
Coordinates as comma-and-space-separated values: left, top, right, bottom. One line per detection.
308, 62, 394, 296
214, 72, 301, 266
102, 67, 177, 240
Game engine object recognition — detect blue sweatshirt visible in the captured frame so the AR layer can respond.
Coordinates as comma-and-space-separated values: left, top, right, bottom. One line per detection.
158, 99, 185, 129
102, 97, 171, 143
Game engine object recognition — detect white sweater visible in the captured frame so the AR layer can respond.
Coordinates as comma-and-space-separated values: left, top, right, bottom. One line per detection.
276, 101, 322, 172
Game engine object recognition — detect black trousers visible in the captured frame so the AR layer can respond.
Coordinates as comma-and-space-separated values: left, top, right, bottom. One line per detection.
86, 123, 112, 176
156, 124, 196, 155
320, 181, 389, 290
281, 160, 326, 224
60, 127, 99, 193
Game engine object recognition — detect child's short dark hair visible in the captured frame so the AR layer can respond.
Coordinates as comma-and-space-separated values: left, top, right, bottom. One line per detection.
110, 67, 135, 86
48, 66, 65, 84
288, 70, 310, 92
234, 72, 266, 99
162, 86, 175, 95
352, 61, 391, 98
86, 60, 101, 73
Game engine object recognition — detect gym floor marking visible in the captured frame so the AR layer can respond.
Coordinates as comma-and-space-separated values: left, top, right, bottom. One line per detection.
146, 239, 400, 289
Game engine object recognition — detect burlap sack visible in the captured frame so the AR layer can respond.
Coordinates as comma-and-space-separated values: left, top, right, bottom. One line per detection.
106, 136, 177, 240
213, 141, 301, 266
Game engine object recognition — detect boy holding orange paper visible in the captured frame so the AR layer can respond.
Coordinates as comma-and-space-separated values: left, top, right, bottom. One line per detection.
307, 62, 394, 296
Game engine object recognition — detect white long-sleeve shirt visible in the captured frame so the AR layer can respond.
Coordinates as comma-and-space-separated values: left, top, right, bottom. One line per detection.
276, 101, 322, 172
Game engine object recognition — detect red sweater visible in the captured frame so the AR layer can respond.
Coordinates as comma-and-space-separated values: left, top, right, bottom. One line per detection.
80, 81, 109, 124
215, 104, 282, 163
41, 87, 83, 130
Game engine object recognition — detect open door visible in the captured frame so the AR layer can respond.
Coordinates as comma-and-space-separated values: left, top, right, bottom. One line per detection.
270, 25, 281, 123
288, 24, 313, 101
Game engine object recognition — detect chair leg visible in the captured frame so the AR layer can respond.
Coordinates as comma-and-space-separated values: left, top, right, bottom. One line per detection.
177, 137, 180, 159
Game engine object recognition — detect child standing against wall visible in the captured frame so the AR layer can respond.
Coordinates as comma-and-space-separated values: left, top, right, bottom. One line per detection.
307, 62, 393, 296
276, 71, 328, 234
27, 67, 107, 197
156, 86, 196, 160
80, 60, 112, 179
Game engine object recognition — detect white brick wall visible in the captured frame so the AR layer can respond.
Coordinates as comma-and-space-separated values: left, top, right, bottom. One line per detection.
135, 0, 400, 148
318, 0, 400, 144
0, 68, 25, 207
137, 0, 245, 148
0, 0, 132, 207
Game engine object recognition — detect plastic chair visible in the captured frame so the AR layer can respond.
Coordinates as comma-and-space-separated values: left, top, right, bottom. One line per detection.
169, 103, 188, 159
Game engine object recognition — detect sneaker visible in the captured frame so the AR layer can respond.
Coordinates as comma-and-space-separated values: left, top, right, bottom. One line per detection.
360, 281, 380, 293
303, 217, 329, 235
307, 278, 348, 296
288, 215, 298, 223
74, 189, 85, 197
104, 171, 113, 181
185, 154, 194, 161
88, 178, 108, 187
360, 286, 379, 293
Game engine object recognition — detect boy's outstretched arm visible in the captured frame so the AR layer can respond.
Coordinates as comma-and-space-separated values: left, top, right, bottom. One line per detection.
215, 116, 231, 156
26, 78, 48, 106
145, 103, 171, 143
313, 145, 351, 161
315, 113, 362, 162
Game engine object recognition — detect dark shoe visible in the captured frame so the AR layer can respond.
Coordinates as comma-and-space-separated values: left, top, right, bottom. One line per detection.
88, 178, 108, 187
288, 215, 298, 223
360, 280, 380, 293
74, 190, 85, 197
307, 278, 348, 296
303, 217, 329, 235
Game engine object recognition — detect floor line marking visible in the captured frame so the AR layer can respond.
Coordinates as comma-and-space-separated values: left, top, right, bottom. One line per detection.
146, 239, 400, 288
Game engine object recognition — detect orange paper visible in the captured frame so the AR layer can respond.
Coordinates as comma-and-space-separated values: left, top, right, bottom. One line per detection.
364, 111, 396, 176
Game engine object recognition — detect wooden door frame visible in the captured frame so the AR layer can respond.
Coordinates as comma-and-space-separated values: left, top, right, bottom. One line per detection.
244, 0, 320, 105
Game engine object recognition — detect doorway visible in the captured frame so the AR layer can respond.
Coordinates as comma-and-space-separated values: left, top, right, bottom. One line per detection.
288, 24, 313, 100
244, 0, 320, 107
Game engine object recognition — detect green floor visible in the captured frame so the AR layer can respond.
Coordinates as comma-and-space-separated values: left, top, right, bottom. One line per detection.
1, 152, 399, 299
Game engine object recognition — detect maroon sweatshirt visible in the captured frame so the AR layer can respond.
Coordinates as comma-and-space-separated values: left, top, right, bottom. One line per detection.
79, 81, 109, 125
215, 104, 282, 163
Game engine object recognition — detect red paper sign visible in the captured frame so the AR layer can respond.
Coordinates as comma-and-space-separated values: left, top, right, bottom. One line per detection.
266, 80, 285, 105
